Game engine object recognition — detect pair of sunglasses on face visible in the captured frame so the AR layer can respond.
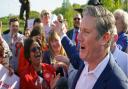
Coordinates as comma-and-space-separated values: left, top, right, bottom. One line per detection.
74, 18, 80, 21
31, 46, 42, 58
30, 46, 41, 53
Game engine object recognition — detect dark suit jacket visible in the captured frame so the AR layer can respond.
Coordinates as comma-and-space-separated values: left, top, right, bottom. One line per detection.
43, 50, 51, 64
66, 29, 74, 40
2, 29, 22, 35
61, 36, 128, 89
61, 36, 83, 69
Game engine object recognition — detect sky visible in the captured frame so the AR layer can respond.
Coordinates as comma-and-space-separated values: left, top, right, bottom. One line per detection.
0, 0, 88, 18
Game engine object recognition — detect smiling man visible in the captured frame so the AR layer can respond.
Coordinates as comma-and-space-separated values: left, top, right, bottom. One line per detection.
53, 5, 128, 89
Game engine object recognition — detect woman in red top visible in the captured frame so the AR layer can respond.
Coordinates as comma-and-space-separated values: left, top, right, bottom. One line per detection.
19, 38, 60, 89
18, 26, 48, 75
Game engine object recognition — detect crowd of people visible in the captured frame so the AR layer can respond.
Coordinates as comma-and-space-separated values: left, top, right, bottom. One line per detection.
0, 1, 128, 89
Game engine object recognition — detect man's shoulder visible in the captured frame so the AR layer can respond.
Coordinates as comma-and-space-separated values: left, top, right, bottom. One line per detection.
94, 57, 128, 89
66, 29, 74, 38
3, 29, 10, 35
2, 32, 10, 38
67, 29, 74, 34
114, 46, 128, 59
105, 57, 128, 88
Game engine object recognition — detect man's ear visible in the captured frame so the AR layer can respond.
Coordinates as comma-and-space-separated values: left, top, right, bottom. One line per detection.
113, 34, 118, 42
100, 32, 111, 46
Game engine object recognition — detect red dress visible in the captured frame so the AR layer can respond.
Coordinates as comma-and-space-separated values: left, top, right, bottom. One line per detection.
20, 63, 56, 89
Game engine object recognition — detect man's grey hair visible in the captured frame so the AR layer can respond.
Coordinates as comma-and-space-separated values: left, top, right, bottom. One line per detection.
83, 5, 116, 46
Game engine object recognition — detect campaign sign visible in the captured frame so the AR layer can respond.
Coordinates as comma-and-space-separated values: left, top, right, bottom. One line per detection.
0, 64, 19, 89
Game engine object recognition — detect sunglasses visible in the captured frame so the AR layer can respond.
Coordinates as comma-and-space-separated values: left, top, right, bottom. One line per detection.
41, 13, 49, 17
30, 46, 41, 53
74, 18, 80, 21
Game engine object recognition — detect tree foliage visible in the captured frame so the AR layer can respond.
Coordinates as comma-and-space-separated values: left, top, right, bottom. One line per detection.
52, 1, 81, 29
101, 0, 128, 12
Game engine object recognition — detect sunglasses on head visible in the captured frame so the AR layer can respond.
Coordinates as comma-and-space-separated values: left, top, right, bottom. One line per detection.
74, 18, 80, 21
30, 46, 41, 53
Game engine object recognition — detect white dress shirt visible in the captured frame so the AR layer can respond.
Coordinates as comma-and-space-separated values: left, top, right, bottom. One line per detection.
75, 54, 109, 89
113, 45, 128, 76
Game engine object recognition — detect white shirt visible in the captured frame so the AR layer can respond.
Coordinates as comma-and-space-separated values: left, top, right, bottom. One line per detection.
72, 29, 80, 43
43, 24, 51, 39
75, 54, 109, 89
113, 45, 128, 76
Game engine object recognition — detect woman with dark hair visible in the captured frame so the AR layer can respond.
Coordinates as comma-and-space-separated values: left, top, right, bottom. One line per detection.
18, 26, 48, 75
20, 38, 60, 89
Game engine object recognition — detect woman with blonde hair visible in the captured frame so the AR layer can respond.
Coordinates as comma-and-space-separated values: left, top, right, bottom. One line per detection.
43, 30, 69, 89
43, 30, 67, 65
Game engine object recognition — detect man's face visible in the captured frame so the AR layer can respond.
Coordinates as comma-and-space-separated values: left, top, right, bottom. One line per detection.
10, 21, 19, 34
73, 15, 81, 28
41, 13, 50, 24
78, 15, 102, 62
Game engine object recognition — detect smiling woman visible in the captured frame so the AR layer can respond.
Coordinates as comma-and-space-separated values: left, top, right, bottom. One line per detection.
19, 38, 60, 89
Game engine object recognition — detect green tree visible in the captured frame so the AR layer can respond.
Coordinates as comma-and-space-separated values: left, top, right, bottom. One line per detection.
101, 0, 114, 11
53, 0, 75, 29
52, 7, 63, 15
29, 11, 40, 19
123, 0, 128, 11
101, 0, 123, 11
72, 3, 81, 9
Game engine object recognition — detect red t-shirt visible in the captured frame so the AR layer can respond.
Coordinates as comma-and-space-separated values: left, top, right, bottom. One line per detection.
20, 63, 56, 89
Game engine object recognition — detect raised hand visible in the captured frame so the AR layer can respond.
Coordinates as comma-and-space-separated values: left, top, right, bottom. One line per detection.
52, 21, 67, 36
50, 73, 60, 89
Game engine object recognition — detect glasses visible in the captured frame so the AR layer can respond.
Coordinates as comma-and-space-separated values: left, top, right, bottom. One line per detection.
30, 46, 41, 53
41, 13, 49, 17
74, 18, 80, 21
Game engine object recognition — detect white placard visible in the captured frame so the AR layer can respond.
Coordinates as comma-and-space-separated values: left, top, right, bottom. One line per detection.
0, 64, 20, 89
27, 19, 35, 30
50, 14, 57, 24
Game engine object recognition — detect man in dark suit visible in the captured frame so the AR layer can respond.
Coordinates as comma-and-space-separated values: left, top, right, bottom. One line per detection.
53, 5, 128, 89
67, 13, 81, 47
19, 0, 30, 20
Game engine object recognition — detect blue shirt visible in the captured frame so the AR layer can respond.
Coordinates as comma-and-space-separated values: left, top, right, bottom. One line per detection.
117, 32, 128, 52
